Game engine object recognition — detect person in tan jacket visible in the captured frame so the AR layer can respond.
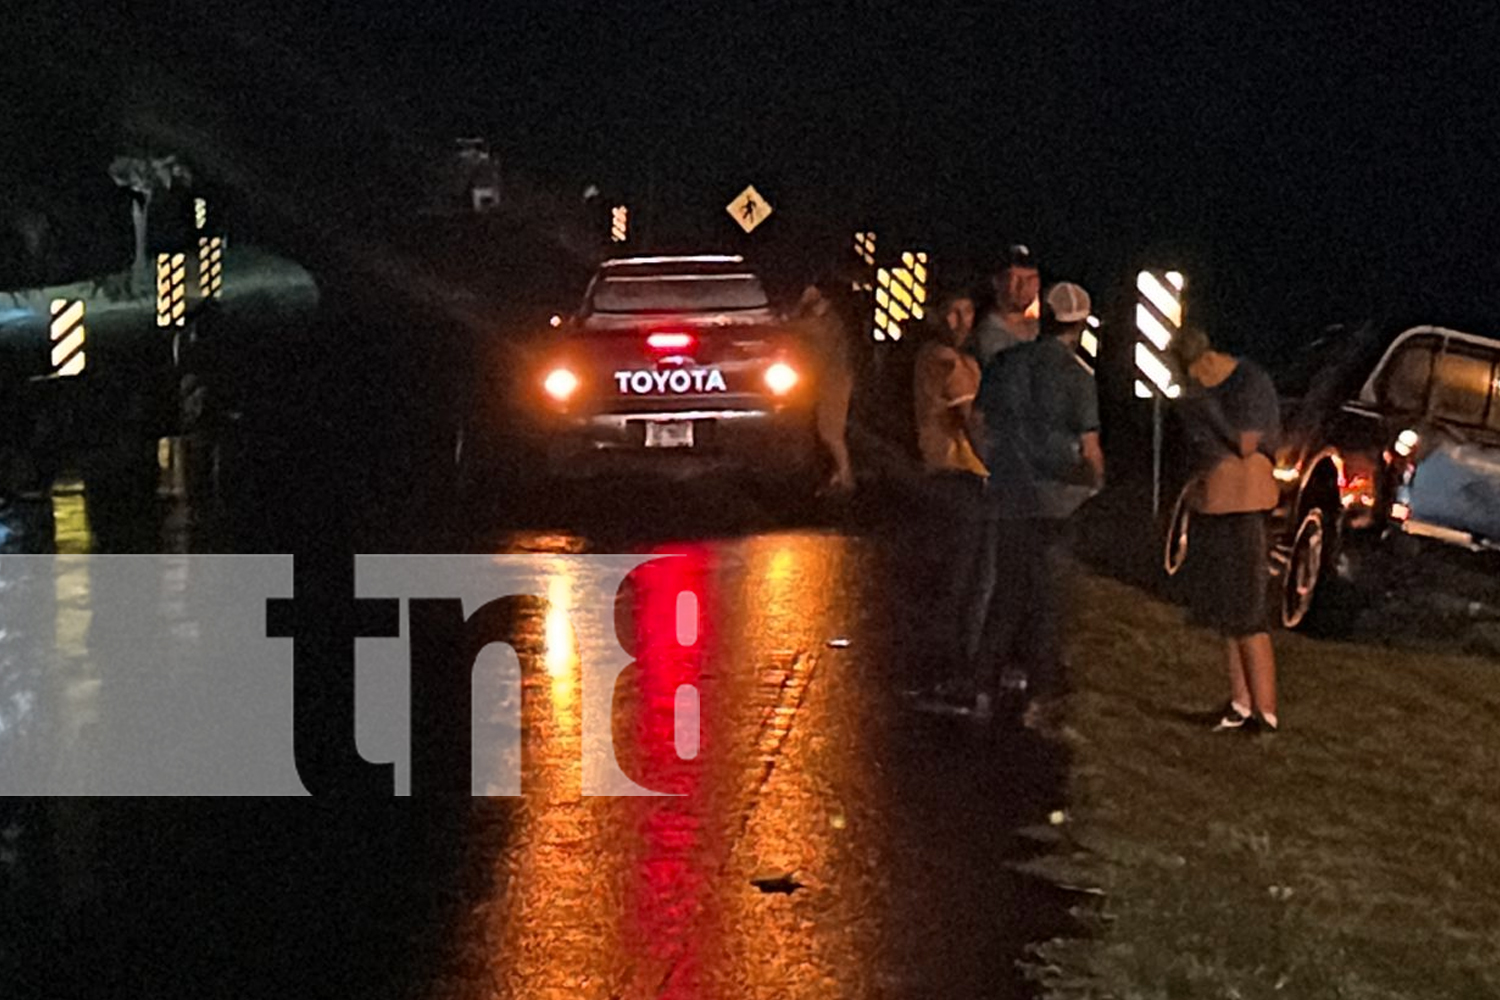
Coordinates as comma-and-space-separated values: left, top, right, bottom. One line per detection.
905, 290, 991, 697
913, 291, 987, 477
1172, 326, 1283, 734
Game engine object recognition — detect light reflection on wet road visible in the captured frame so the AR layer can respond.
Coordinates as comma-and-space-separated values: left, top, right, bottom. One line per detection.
423, 530, 1070, 1000
445, 535, 898, 999
1, 464, 1073, 999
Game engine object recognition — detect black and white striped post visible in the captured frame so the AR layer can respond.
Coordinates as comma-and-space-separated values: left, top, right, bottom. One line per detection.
1135, 269, 1185, 517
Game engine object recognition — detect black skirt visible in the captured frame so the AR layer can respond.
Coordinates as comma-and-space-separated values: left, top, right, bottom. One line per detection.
1187, 512, 1271, 637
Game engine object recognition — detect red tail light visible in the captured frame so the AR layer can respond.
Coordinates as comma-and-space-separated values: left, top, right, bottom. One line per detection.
647, 331, 696, 352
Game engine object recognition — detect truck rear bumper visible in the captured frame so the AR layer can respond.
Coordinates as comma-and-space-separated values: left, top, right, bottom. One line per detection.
1335, 524, 1500, 597
540, 406, 818, 476
1397, 517, 1500, 553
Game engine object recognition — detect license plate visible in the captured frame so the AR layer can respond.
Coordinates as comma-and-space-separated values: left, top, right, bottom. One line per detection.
645, 421, 694, 448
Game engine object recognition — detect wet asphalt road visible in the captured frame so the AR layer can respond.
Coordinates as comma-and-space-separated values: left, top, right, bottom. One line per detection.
0, 441, 1075, 1000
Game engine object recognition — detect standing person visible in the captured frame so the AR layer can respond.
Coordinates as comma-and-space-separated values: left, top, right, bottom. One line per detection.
958, 249, 1040, 689
972, 244, 1041, 366
907, 290, 989, 692
965, 281, 1104, 726
1170, 326, 1282, 734
912, 290, 983, 474
793, 277, 857, 495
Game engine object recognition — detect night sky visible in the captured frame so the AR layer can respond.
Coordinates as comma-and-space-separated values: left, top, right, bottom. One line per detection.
9, 0, 1500, 351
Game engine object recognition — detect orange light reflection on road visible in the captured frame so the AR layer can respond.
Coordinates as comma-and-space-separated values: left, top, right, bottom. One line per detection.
479, 555, 613, 998
435, 536, 886, 999
544, 574, 577, 721
722, 534, 886, 996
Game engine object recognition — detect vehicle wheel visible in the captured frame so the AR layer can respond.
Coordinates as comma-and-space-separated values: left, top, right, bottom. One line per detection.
1162, 482, 1193, 577
1281, 506, 1327, 629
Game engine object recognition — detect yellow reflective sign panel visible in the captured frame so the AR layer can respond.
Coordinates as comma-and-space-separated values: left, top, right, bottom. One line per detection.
726, 185, 773, 234
49, 298, 86, 376
870, 251, 930, 340
198, 237, 224, 299
157, 253, 187, 326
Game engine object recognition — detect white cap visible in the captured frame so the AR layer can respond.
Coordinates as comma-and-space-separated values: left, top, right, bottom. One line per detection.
1045, 282, 1092, 323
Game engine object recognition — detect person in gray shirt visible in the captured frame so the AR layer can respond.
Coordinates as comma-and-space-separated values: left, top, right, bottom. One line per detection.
1171, 326, 1283, 735
966, 281, 1103, 726
971, 244, 1041, 366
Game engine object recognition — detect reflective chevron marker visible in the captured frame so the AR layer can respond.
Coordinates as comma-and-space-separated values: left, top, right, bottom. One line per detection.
872, 251, 929, 342
158, 252, 188, 326
1134, 270, 1185, 398
49, 298, 86, 377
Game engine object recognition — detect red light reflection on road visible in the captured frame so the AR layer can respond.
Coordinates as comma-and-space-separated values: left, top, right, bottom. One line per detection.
621, 546, 716, 979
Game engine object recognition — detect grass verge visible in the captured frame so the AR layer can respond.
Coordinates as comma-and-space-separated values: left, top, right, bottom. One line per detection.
1018, 572, 1500, 999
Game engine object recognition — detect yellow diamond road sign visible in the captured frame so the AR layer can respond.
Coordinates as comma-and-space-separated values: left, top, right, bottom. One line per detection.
727, 185, 772, 233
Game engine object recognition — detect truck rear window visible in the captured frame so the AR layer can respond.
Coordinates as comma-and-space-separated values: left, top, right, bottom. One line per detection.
589, 274, 769, 314
1430, 345, 1498, 428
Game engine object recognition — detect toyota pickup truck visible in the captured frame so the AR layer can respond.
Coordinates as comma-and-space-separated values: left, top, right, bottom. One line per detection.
1163, 322, 1500, 629
461, 254, 822, 495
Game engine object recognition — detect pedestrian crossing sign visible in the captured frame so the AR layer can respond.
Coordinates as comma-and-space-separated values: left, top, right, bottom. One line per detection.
727, 185, 773, 233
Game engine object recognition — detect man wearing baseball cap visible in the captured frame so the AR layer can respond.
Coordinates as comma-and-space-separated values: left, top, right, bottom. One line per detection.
971, 244, 1042, 366
962, 280, 1104, 727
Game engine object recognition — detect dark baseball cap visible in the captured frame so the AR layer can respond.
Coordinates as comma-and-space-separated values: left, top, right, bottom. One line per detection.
998, 244, 1038, 271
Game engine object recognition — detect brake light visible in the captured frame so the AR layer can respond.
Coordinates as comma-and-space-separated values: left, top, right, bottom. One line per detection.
543, 367, 580, 402
647, 332, 696, 352
765, 362, 799, 396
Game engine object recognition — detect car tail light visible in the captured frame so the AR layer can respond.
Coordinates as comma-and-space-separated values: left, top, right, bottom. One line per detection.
764, 361, 799, 396
543, 367, 580, 402
647, 332, 696, 352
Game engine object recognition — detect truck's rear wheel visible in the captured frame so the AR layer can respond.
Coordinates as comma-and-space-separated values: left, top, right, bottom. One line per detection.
1163, 482, 1194, 577
1281, 507, 1327, 629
